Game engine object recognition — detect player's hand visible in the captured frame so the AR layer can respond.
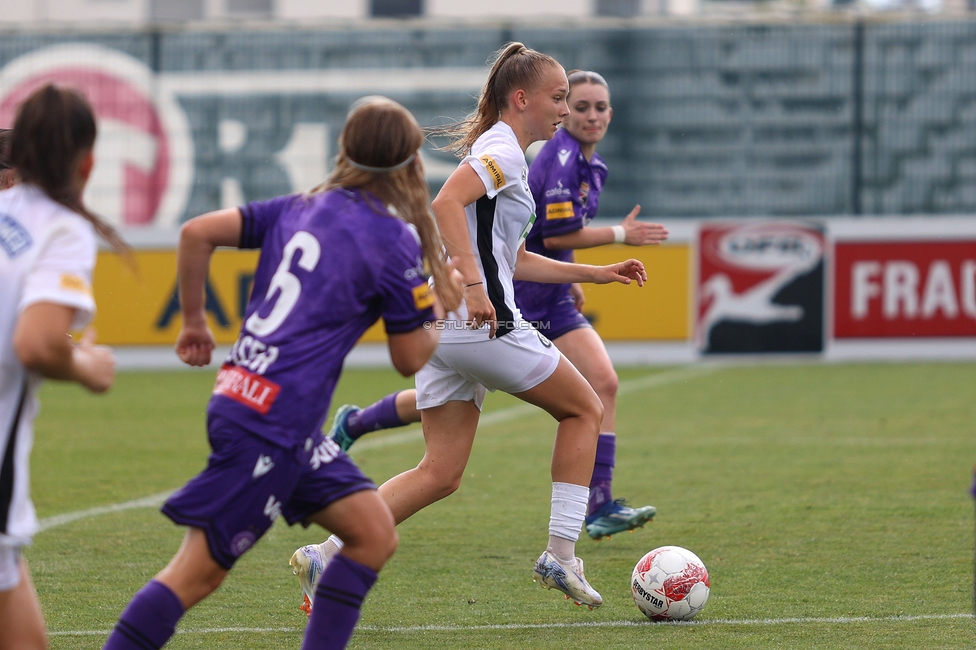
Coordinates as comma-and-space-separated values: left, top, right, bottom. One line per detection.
73, 327, 116, 394
569, 283, 586, 312
176, 322, 216, 367
463, 284, 497, 338
594, 259, 647, 287
621, 206, 668, 246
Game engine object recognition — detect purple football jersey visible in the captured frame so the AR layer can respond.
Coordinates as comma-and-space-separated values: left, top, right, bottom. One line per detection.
515, 128, 609, 317
207, 189, 435, 447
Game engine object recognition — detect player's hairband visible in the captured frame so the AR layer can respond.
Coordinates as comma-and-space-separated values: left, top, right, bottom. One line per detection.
347, 152, 417, 173
567, 70, 609, 88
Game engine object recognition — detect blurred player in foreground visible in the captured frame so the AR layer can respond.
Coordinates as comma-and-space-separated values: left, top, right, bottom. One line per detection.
102, 97, 461, 650
1, 86, 120, 650
292, 43, 647, 614
322, 70, 668, 542
0, 128, 16, 189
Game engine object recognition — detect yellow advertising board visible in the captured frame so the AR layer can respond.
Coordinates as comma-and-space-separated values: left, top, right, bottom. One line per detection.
90, 242, 689, 346
574, 244, 690, 341
92, 249, 260, 345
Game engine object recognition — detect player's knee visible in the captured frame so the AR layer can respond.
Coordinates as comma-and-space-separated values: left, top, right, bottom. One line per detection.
369, 510, 398, 562
377, 527, 398, 565
596, 369, 619, 401
558, 385, 603, 431
174, 569, 226, 606
201, 570, 227, 596
419, 460, 465, 499
340, 517, 397, 567
188, 563, 227, 598
582, 361, 618, 402
578, 384, 604, 427
434, 470, 464, 498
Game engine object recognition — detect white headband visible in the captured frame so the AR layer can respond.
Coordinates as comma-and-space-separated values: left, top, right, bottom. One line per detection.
346, 151, 417, 173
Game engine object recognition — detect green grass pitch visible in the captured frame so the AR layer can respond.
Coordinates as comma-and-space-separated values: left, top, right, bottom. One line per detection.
27, 362, 976, 649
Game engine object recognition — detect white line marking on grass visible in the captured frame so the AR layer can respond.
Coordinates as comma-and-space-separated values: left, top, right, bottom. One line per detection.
361, 613, 973, 632
48, 612, 972, 637
37, 491, 173, 532
37, 366, 715, 533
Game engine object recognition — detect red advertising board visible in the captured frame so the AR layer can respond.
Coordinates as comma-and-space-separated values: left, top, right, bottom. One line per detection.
834, 241, 976, 338
698, 222, 825, 353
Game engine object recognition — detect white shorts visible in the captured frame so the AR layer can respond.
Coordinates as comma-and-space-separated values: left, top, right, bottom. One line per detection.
416, 325, 561, 410
0, 546, 21, 591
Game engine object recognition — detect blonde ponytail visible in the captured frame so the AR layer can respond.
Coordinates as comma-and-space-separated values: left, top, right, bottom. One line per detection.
432, 42, 560, 157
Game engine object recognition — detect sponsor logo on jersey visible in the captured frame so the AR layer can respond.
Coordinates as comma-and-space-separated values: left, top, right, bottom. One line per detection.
557, 149, 572, 167
412, 283, 435, 310
578, 181, 590, 207
545, 180, 572, 199
213, 363, 281, 414
0, 214, 31, 258
403, 255, 425, 281
546, 201, 575, 220
0, 45, 193, 228
59, 273, 92, 296
480, 155, 505, 190
252, 454, 275, 478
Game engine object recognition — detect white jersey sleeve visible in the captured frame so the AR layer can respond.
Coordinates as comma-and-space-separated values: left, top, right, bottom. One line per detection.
463, 128, 526, 199
19, 217, 97, 330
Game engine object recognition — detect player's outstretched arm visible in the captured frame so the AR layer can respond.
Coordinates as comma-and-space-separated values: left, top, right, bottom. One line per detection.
175, 208, 242, 366
543, 205, 668, 250
14, 306, 115, 393
514, 245, 647, 287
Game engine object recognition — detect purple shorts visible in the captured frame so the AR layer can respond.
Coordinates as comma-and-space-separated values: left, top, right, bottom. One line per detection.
162, 415, 375, 569
520, 290, 591, 342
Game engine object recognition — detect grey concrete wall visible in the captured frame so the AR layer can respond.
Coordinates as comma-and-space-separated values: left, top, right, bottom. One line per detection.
0, 20, 971, 226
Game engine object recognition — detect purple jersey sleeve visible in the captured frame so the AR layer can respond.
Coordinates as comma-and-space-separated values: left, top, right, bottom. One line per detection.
378, 226, 436, 334
529, 150, 586, 241
239, 195, 301, 249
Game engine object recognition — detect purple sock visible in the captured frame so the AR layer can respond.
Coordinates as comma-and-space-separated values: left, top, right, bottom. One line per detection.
589, 434, 616, 515
345, 392, 405, 439
103, 580, 185, 650
302, 554, 378, 650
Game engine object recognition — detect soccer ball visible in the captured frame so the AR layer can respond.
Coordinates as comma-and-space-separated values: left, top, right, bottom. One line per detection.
631, 546, 710, 621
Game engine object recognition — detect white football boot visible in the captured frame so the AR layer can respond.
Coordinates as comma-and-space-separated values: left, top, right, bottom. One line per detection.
532, 551, 603, 610
289, 543, 335, 615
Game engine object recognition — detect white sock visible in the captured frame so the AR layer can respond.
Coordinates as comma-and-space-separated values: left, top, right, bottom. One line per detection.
321, 534, 344, 560
547, 482, 589, 563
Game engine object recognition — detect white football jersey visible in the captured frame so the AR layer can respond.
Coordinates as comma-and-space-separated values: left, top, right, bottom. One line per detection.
0, 184, 96, 547
441, 121, 536, 343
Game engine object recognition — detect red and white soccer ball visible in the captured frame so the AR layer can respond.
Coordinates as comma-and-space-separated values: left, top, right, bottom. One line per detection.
631, 546, 710, 621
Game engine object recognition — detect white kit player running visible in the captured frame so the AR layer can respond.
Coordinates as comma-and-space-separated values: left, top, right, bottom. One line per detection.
323, 71, 668, 541
291, 43, 648, 613
0, 85, 120, 650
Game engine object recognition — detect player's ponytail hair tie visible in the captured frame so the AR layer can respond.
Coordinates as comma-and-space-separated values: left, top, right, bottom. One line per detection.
347, 151, 417, 173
